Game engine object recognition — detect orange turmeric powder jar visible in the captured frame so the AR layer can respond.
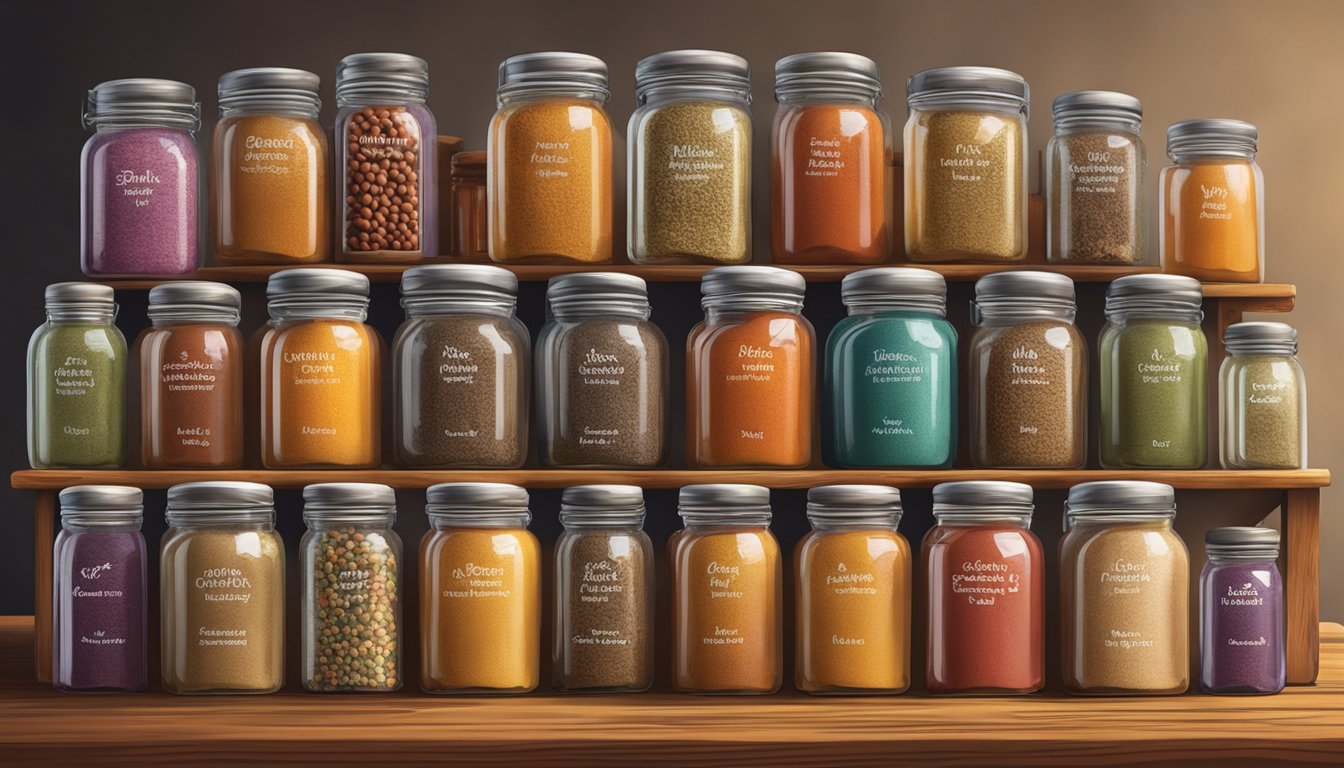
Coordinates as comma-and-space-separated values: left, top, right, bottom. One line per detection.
687, 266, 814, 468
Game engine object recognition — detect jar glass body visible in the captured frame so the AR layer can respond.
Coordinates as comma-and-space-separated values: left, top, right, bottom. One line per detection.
1161, 155, 1263, 282
1200, 556, 1284, 694
139, 321, 245, 468
1220, 353, 1306, 469
28, 318, 127, 469
489, 91, 612, 264
825, 309, 956, 468
1047, 121, 1148, 264
53, 523, 148, 692
451, 170, 488, 259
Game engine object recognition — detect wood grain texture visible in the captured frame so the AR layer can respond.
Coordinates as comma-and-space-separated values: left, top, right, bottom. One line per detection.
32, 491, 53, 684
1286, 489, 1322, 684
0, 616, 1341, 766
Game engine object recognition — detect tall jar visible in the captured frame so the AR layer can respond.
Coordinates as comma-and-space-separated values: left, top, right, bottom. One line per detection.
1061, 481, 1189, 695
161, 482, 284, 694
553, 485, 654, 693
1220, 322, 1307, 469
450, 151, 488, 259
140, 282, 244, 468
301, 483, 402, 693
924, 481, 1044, 694
1201, 527, 1284, 694
772, 52, 888, 265
393, 265, 529, 468
969, 272, 1086, 468
28, 283, 126, 469
489, 52, 612, 264
214, 68, 329, 265
1047, 90, 1147, 264
687, 266, 814, 468
672, 484, 782, 694
335, 53, 437, 262
536, 273, 667, 467
825, 268, 956, 468
796, 485, 910, 694
629, 50, 752, 265
420, 483, 540, 694
81, 79, 200, 277
1100, 275, 1208, 469
904, 67, 1028, 263
260, 269, 381, 468
1161, 119, 1263, 282
53, 486, 147, 693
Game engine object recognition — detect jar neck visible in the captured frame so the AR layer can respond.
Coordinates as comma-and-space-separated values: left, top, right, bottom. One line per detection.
846, 304, 943, 319
1170, 148, 1256, 163
1106, 307, 1203, 325
550, 301, 651, 322
428, 513, 530, 530
809, 516, 900, 533
221, 103, 320, 120
61, 516, 143, 533
907, 92, 1027, 116
269, 301, 369, 323
46, 309, 116, 325
704, 301, 804, 323
1053, 115, 1141, 134
932, 512, 1032, 528
305, 513, 396, 530
168, 518, 275, 531
561, 519, 646, 533
404, 297, 516, 319
1065, 512, 1175, 532
972, 303, 1076, 326
638, 84, 750, 107
1207, 552, 1279, 566
88, 117, 197, 133
777, 89, 878, 108
499, 88, 608, 108
1227, 347, 1296, 358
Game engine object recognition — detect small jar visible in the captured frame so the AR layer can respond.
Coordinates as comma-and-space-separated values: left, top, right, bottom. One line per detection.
536, 273, 667, 467
553, 485, 654, 693
81, 79, 200, 276
924, 481, 1044, 694
1047, 91, 1148, 264
1061, 481, 1189, 695
772, 52, 889, 265
825, 268, 956, 468
161, 482, 284, 694
1201, 527, 1284, 694
53, 486, 147, 693
335, 53, 438, 262
214, 68, 329, 265
489, 52, 613, 264
420, 483, 540, 694
672, 484, 782, 694
1220, 322, 1307, 469
687, 266, 814, 468
629, 50, 752, 265
968, 272, 1086, 468
301, 483, 402, 693
260, 269, 382, 468
450, 151, 488, 259
1100, 275, 1208, 469
796, 485, 910, 694
1161, 119, 1263, 282
140, 282, 244, 468
393, 265, 529, 468
904, 67, 1028, 263
28, 283, 127, 469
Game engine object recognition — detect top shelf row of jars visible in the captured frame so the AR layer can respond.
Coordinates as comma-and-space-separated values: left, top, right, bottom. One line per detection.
82, 51, 1266, 283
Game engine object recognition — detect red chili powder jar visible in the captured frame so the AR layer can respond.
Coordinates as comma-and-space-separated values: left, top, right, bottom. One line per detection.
923, 480, 1044, 694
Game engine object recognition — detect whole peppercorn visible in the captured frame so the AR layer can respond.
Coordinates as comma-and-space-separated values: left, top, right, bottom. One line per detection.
305, 525, 400, 691
344, 106, 422, 253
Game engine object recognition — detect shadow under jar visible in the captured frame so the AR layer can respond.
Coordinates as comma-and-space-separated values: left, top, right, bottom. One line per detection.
393, 265, 529, 468
1220, 322, 1307, 470
1201, 527, 1285, 695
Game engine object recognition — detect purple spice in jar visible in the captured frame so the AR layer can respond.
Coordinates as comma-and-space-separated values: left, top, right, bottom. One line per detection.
1200, 527, 1285, 694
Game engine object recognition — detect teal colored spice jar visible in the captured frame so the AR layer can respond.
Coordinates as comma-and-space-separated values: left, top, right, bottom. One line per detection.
825, 268, 957, 467
1100, 274, 1208, 468
28, 283, 127, 468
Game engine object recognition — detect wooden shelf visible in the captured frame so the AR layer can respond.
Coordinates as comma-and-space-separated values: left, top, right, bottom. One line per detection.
1, 615, 1340, 766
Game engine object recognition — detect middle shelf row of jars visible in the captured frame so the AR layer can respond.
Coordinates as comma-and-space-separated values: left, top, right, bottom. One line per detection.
28, 265, 1306, 472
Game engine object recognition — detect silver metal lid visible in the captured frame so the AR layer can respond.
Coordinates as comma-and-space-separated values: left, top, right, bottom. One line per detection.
972, 271, 1075, 323
907, 66, 1028, 109
560, 485, 647, 526
841, 267, 947, 315
934, 480, 1034, 507
166, 481, 275, 524
1224, 321, 1298, 355
1066, 481, 1176, 514
84, 78, 200, 130
775, 52, 882, 100
303, 482, 397, 523
59, 485, 144, 512
1104, 274, 1203, 318
45, 282, 115, 311
678, 484, 772, 523
498, 52, 610, 101
636, 50, 750, 97
547, 272, 649, 319
336, 53, 429, 102
1167, 118, 1257, 159
1205, 526, 1279, 560
1051, 90, 1142, 124
148, 281, 241, 325
806, 484, 902, 526
700, 266, 806, 313
426, 482, 530, 514
267, 267, 371, 312
400, 265, 518, 317
218, 67, 321, 115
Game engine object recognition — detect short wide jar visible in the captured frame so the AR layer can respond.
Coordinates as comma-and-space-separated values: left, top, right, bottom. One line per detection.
1220, 322, 1307, 469
1201, 527, 1285, 694
1161, 119, 1263, 282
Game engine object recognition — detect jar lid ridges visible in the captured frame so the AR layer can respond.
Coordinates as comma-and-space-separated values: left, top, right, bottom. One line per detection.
775, 52, 882, 99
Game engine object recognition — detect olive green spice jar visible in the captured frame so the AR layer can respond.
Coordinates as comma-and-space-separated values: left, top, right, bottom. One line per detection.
1220, 322, 1307, 469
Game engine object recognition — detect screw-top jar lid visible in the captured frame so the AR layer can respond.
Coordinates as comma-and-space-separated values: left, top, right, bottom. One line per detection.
1167, 118, 1257, 159
1051, 90, 1142, 126
166, 481, 275, 526
906, 66, 1029, 113
1065, 481, 1176, 525
636, 50, 750, 100
218, 67, 321, 116
775, 52, 882, 100
302, 482, 396, 525
450, 149, 486, 177
336, 52, 429, 103
498, 52, 610, 102
806, 484, 902, 527
547, 272, 650, 319
1104, 274, 1203, 320
678, 484, 772, 525
700, 265, 807, 314
401, 264, 517, 315
59, 485, 144, 527
560, 485, 647, 527
1224, 321, 1298, 356
83, 78, 200, 130
841, 267, 946, 315
148, 281, 241, 325
933, 481, 1034, 524
266, 268, 371, 319
1205, 526, 1280, 560
426, 482, 531, 527
971, 271, 1075, 323
44, 282, 116, 321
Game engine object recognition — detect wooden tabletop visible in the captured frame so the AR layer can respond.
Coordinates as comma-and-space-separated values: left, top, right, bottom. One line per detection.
1, 616, 1341, 766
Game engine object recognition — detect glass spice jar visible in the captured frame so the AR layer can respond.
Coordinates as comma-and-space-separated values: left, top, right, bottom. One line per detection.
1099, 275, 1208, 469
449, 151, 488, 259
1047, 90, 1148, 264
161, 482, 285, 694
335, 53, 438, 262
1161, 119, 1263, 283
489, 52, 613, 264
553, 485, 654, 693
81, 79, 200, 277
393, 265, 529, 468
28, 283, 127, 469
536, 273, 667, 467
1061, 481, 1190, 695
904, 67, 1029, 263
301, 483, 402, 693
214, 68, 329, 265
1201, 527, 1285, 694
968, 272, 1086, 468
687, 266, 814, 468
628, 49, 752, 265
1220, 322, 1307, 470
139, 282, 244, 469
772, 52, 889, 265
53, 485, 148, 693
924, 481, 1044, 694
